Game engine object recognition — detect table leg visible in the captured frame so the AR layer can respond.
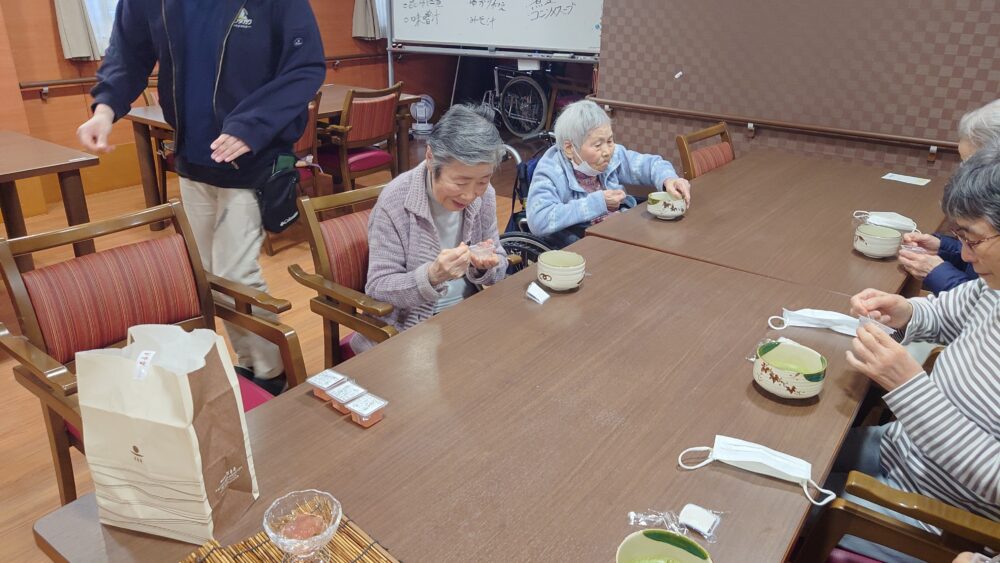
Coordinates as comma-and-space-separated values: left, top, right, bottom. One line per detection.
132, 121, 167, 231
0, 180, 34, 271
396, 110, 412, 172
57, 170, 96, 257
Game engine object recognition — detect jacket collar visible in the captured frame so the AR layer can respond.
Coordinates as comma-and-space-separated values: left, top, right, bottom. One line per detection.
551, 144, 623, 194
404, 160, 485, 241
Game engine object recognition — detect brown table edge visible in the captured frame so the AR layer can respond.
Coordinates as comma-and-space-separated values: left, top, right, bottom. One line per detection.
0, 157, 99, 184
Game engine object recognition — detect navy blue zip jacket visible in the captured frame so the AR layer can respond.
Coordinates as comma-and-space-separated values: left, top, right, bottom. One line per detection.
91, 0, 326, 188
923, 234, 979, 295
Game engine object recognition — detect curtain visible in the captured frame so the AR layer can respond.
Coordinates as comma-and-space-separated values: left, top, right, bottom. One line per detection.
53, 0, 101, 60
353, 0, 388, 40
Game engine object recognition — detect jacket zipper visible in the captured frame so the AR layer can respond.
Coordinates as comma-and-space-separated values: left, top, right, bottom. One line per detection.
214, 2, 246, 169
161, 0, 181, 154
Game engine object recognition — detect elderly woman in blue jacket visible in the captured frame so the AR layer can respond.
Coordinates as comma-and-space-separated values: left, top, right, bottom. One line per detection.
526, 100, 690, 248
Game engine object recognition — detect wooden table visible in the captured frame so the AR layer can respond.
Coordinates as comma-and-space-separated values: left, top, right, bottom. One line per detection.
33, 237, 868, 562
0, 131, 98, 271
125, 84, 420, 229
588, 149, 947, 296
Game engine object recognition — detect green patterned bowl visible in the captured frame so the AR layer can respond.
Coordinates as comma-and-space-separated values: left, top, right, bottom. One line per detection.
752, 339, 827, 399
616, 529, 713, 563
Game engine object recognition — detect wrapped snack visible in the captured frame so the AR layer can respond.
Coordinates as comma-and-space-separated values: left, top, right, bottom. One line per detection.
325, 380, 366, 414
306, 369, 347, 400
345, 393, 388, 428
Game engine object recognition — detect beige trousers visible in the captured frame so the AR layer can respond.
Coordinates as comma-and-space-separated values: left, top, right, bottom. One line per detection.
179, 178, 283, 379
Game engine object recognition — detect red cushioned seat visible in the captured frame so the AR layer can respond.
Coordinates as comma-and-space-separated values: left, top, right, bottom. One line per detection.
316, 147, 393, 174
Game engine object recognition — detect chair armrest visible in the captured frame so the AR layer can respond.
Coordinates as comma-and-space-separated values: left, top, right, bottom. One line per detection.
0, 323, 76, 395
213, 303, 307, 388
288, 264, 393, 317
207, 273, 291, 314
507, 255, 522, 267
846, 471, 1000, 549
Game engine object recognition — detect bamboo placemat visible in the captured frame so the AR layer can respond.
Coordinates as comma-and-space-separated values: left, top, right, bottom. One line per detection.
181, 515, 398, 563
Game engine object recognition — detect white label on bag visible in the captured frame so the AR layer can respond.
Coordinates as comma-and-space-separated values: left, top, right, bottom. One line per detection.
882, 172, 931, 186
133, 351, 156, 380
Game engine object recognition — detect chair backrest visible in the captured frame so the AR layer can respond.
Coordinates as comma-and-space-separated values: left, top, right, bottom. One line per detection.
339, 83, 403, 146
142, 79, 159, 106
0, 202, 214, 368
293, 91, 323, 162
676, 122, 735, 180
299, 184, 386, 288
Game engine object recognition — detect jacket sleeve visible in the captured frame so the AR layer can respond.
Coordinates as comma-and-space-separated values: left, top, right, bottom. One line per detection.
467, 187, 508, 286
220, 0, 326, 152
922, 262, 977, 295
613, 146, 679, 190
90, 0, 157, 121
901, 279, 984, 346
525, 155, 607, 236
365, 204, 446, 309
936, 235, 966, 267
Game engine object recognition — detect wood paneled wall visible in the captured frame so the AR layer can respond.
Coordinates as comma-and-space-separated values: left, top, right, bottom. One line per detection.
0, 0, 456, 213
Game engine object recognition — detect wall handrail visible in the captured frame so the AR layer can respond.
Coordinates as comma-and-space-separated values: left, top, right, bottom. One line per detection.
589, 96, 958, 153
19, 52, 388, 93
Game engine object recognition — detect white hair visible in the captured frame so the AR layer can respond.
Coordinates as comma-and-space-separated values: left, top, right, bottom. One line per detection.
958, 99, 1000, 150
553, 100, 611, 150
427, 103, 504, 177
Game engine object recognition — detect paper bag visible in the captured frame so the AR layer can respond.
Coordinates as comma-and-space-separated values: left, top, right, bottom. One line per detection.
76, 324, 259, 544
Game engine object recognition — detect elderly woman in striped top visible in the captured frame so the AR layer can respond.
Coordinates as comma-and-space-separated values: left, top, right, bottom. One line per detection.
836, 142, 1000, 561
350, 104, 508, 354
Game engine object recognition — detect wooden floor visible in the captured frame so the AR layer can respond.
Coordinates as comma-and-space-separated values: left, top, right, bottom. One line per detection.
0, 138, 529, 562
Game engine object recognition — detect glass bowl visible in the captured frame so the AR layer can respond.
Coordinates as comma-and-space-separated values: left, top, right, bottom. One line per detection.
263, 490, 342, 562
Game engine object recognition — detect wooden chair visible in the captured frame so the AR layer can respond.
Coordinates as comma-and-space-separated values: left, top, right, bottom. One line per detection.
676, 122, 736, 181
288, 185, 397, 368
796, 471, 1000, 563
0, 202, 307, 505
262, 91, 335, 256
317, 83, 403, 191
142, 81, 176, 207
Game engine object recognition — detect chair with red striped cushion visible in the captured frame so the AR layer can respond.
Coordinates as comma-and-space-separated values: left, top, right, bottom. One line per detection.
675, 122, 736, 181
289, 184, 398, 368
317, 83, 403, 192
0, 201, 307, 505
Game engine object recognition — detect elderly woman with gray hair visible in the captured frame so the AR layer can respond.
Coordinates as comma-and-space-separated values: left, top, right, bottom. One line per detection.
899, 98, 1000, 294
351, 104, 508, 354
824, 141, 1000, 561
526, 100, 690, 249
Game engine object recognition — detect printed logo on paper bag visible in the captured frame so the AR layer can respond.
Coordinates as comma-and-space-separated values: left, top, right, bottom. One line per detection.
131, 445, 144, 464
216, 465, 244, 494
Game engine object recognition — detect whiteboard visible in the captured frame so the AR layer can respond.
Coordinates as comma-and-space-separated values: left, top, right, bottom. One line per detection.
391, 0, 602, 54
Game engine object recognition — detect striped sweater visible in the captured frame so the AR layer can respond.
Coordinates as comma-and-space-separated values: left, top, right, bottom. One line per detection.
351, 161, 508, 354
881, 278, 1000, 529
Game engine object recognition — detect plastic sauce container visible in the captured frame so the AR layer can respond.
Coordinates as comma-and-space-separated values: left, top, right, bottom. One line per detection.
325, 380, 366, 414
306, 369, 347, 400
345, 393, 388, 428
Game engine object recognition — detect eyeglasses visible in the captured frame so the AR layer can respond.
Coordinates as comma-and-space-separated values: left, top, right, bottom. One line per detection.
950, 229, 1000, 251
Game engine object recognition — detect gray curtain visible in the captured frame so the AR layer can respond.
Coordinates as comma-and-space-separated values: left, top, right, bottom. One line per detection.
53, 0, 102, 60
352, 0, 383, 40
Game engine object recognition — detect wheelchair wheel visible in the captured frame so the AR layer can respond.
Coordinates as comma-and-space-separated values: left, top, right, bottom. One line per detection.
499, 76, 548, 138
499, 232, 552, 274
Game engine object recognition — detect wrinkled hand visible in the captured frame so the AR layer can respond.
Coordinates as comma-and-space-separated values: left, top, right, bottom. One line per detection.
429, 243, 471, 285
846, 324, 923, 391
664, 177, 691, 204
901, 232, 941, 253
603, 189, 627, 211
849, 288, 913, 329
210, 134, 251, 163
76, 104, 115, 153
898, 250, 944, 279
468, 239, 500, 271
952, 552, 991, 563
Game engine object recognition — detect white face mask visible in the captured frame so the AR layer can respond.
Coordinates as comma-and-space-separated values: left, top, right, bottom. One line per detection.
767, 308, 859, 336
678, 435, 836, 506
571, 146, 603, 177
853, 210, 919, 233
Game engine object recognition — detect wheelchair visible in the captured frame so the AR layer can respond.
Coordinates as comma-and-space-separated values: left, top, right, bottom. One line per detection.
497, 136, 556, 274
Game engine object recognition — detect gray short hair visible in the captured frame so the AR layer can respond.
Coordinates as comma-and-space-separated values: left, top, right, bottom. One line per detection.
942, 140, 1000, 231
427, 103, 504, 177
958, 99, 1000, 150
553, 100, 611, 150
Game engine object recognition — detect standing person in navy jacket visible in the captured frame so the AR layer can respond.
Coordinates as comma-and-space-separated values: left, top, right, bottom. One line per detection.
77, 0, 326, 394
